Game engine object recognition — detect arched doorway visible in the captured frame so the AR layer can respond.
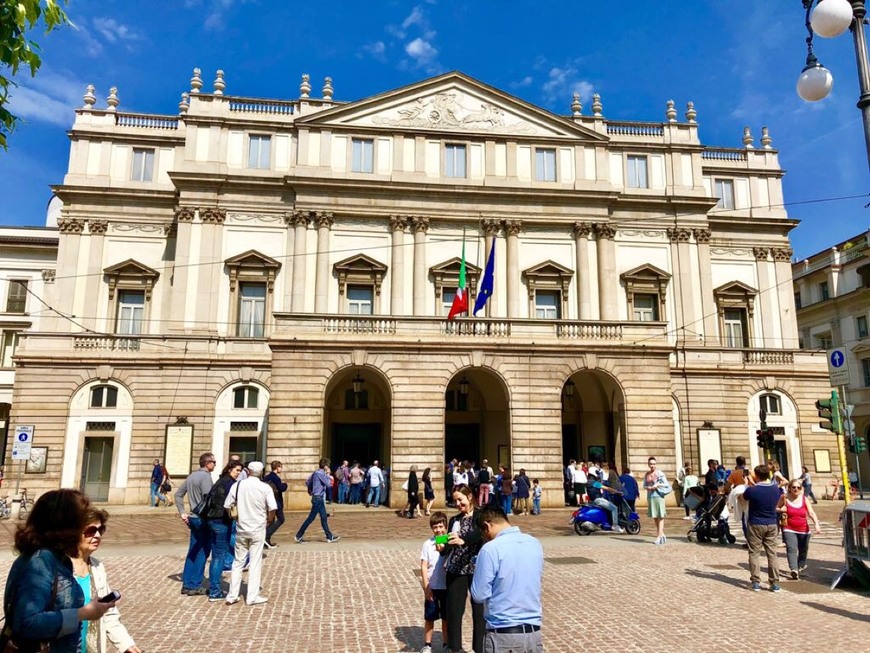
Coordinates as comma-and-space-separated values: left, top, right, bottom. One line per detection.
561, 370, 626, 467
444, 369, 510, 470
324, 367, 392, 468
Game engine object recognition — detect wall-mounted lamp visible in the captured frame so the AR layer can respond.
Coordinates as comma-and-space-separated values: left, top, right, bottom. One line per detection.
352, 373, 365, 395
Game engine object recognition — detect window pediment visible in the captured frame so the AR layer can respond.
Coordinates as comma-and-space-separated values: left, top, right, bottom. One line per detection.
714, 280, 757, 316
522, 260, 573, 298
430, 257, 481, 300
621, 263, 670, 320
225, 250, 281, 293
621, 263, 671, 284
103, 259, 160, 300
334, 254, 388, 296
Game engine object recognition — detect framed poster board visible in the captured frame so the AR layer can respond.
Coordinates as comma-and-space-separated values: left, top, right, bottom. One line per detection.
25, 447, 47, 474
697, 428, 722, 469
813, 449, 832, 474
164, 423, 194, 477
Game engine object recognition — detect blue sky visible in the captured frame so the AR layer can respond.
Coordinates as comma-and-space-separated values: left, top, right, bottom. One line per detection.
1, 0, 868, 260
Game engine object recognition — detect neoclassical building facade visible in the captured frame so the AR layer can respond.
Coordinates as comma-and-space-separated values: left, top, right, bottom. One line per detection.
7, 70, 833, 506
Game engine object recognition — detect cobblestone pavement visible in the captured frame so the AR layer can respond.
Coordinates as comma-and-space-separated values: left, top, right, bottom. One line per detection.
0, 502, 866, 652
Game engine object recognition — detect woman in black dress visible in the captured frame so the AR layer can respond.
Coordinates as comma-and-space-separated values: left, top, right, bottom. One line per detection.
444, 485, 485, 653
406, 465, 420, 519
422, 467, 435, 516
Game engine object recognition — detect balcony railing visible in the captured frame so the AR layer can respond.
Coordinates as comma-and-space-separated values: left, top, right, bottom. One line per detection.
742, 350, 795, 365
606, 121, 665, 137
228, 97, 297, 116
701, 148, 748, 162
114, 112, 179, 130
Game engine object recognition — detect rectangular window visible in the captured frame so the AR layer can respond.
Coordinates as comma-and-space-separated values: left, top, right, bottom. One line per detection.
626, 155, 648, 188
248, 135, 271, 169
0, 331, 20, 367
535, 290, 561, 320
857, 315, 869, 339
351, 138, 374, 173
445, 144, 467, 178
228, 435, 259, 462
5, 280, 27, 313
131, 148, 154, 182
116, 290, 145, 335
633, 293, 659, 321
714, 179, 735, 210
237, 282, 266, 338
863, 359, 870, 387
347, 285, 373, 315
535, 148, 557, 182
723, 308, 746, 348
794, 292, 802, 310
445, 390, 468, 412
815, 332, 833, 350
442, 288, 456, 317
819, 281, 829, 301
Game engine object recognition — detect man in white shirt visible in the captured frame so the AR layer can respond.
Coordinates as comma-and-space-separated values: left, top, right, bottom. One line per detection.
224, 461, 276, 606
366, 460, 384, 507
570, 462, 588, 506
453, 462, 469, 488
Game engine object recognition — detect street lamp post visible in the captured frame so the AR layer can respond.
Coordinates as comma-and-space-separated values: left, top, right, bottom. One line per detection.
797, 0, 870, 171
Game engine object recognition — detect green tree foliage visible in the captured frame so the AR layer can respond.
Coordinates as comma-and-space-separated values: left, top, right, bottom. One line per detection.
0, 0, 70, 149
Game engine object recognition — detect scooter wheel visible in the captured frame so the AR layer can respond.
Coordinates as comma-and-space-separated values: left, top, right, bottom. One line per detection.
727, 534, 737, 544
574, 522, 589, 536
625, 519, 641, 535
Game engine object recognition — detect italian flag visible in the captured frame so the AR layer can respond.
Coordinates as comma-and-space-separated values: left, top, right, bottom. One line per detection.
447, 234, 468, 320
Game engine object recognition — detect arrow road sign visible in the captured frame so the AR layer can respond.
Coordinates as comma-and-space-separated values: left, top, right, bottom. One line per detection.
827, 347, 851, 385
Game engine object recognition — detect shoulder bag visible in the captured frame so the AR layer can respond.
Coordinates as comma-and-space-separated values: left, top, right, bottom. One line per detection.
226, 481, 240, 520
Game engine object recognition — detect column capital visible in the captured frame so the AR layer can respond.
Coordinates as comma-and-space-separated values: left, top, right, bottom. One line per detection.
174, 206, 195, 222
666, 227, 691, 243
692, 228, 711, 244
41, 269, 56, 284
412, 216, 430, 233
200, 207, 226, 224
389, 215, 408, 232
753, 246, 770, 261
314, 211, 334, 229
288, 210, 311, 228
57, 218, 84, 234
482, 219, 501, 237
573, 221, 593, 239
87, 220, 108, 235
504, 219, 523, 236
772, 247, 793, 262
594, 223, 616, 240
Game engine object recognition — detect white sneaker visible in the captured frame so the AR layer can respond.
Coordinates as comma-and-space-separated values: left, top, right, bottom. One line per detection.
421, 646, 433, 653
247, 595, 268, 606
613, 526, 625, 533
225, 597, 239, 605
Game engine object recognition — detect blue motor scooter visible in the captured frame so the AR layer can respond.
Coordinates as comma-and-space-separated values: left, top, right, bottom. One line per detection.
570, 494, 641, 535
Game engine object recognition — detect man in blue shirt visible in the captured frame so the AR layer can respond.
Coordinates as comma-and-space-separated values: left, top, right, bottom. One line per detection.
295, 458, 340, 543
470, 505, 543, 652
739, 464, 781, 592
619, 467, 640, 512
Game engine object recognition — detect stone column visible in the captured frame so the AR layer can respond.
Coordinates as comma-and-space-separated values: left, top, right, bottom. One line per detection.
754, 246, 777, 349
504, 220, 522, 318
84, 220, 107, 332
412, 216, 430, 316
573, 222, 593, 320
290, 211, 309, 312
198, 208, 226, 334
54, 218, 84, 332
773, 247, 799, 349
594, 223, 617, 320
171, 208, 195, 331
668, 227, 696, 342
482, 219, 501, 317
314, 212, 333, 313
389, 215, 406, 315
693, 228, 717, 345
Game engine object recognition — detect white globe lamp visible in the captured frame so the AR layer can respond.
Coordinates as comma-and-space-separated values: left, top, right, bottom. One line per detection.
797, 61, 834, 101
810, 0, 854, 38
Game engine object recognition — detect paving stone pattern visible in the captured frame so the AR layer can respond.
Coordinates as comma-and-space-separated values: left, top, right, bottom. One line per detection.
0, 504, 866, 652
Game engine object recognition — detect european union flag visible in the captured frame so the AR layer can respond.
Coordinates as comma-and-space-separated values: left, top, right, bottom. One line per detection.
473, 240, 495, 316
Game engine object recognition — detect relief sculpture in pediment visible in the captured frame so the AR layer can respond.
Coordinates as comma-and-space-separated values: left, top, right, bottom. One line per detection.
372, 93, 536, 134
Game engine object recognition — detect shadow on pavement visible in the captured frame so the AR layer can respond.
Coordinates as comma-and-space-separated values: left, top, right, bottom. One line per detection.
800, 601, 870, 622
684, 568, 746, 590
394, 625, 436, 652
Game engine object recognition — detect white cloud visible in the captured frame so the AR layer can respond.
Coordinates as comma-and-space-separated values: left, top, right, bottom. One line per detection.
91, 17, 141, 44
360, 41, 387, 62
511, 76, 533, 89
406, 37, 438, 64
403, 6, 425, 29
7, 70, 87, 128
541, 66, 593, 104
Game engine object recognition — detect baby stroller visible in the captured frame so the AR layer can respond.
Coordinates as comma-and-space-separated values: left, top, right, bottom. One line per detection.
686, 487, 736, 545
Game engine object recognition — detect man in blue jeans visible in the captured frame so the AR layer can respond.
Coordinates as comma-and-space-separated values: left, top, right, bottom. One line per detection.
366, 460, 384, 508
740, 464, 781, 593
150, 458, 165, 507
174, 452, 216, 594
295, 458, 341, 544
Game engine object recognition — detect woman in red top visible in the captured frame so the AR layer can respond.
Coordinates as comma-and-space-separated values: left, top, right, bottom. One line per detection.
776, 479, 821, 579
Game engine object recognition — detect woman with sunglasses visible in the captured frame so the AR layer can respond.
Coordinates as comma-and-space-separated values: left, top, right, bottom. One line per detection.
71, 507, 140, 653
2, 490, 116, 653
776, 480, 821, 579
204, 460, 244, 601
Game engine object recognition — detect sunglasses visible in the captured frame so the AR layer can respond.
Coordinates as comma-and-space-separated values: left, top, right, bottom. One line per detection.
83, 525, 107, 538
789, 485, 801, 490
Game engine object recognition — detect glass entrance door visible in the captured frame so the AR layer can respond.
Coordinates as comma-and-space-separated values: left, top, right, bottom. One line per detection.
80, 437, 113, 502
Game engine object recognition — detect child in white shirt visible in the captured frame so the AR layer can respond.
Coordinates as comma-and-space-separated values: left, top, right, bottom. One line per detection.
419, 511, 449, 653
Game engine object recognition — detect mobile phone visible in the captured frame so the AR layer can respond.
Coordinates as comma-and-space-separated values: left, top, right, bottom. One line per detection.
98, 590, 121, 603
434, 534, 449, 545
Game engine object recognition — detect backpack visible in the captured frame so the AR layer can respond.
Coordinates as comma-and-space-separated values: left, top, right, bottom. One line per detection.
501, 477, 513, 495
656, 474, 673, 497
305, 473, 314, 496
478, 468, 490, 485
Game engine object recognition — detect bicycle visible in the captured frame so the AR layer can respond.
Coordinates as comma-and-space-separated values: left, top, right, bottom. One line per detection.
17, 489, 30, 520
0, 496, 11, 519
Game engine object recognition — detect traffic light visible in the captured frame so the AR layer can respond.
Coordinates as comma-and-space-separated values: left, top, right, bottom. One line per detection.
756, 428, 775, 450
848, 436, 857, 454
857, 436, 868, 454
756, 429, 765, 449
816, 391, 842, 433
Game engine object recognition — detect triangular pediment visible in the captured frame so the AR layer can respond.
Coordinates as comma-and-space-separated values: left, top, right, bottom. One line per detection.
225, 250, 281, 270
430, 256, 482, 276
297, 71, 606, 141
103, 259, 159, 279
714, 280, 757, 296
621, 263, 671, 281
522, 260, 574, 278
334, 253, 388, 273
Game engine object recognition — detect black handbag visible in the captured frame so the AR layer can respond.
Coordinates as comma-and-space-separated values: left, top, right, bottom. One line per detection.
191, 492, 211, 517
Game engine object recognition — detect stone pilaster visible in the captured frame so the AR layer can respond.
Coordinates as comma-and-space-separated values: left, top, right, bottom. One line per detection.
772, 247, 799, 348
573, 221, 593, 320
753, 246, 776, 348
314, 212, 334, 313
594, 223, 617, 320
54, 218, 84, 332
504, 220, 522, 318
389, 215, 407, 315
198, 208, 226, 333
411, 216, 430, 316
290, 211, 310, 312
84, 220, 108, 332
668, 227, 696, 342
481, 219, 501, 317
170, 207, 195, 332
693, 228, 717, 344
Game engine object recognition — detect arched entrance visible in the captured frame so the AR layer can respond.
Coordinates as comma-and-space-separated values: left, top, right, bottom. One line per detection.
444, 369, 509, 469
324, 367, 392, 467
561, 370, 626, 467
